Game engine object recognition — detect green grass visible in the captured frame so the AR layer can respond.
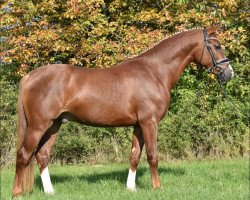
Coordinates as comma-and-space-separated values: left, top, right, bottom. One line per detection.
1, 158, 248, 200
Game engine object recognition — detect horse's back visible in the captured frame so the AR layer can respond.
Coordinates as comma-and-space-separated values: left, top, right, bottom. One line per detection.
20, 64, 73, 85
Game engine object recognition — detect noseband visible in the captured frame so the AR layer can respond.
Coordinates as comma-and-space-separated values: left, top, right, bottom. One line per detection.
201, 29, 230, 84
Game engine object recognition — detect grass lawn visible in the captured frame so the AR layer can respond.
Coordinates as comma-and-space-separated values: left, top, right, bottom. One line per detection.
1, 158, 248, 200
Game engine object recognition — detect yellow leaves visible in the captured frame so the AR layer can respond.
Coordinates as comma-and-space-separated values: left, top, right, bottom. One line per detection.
218, 0, 238, 11
237, 26, 245, 33
218, 27, 249, 59
108, 0, 123, 12
0, 14, 17, 25
37, 30, 59, 41
3, 57, 12, 63
158, 10, 172, 23
88, 20, 119, 39
85, 0, 104, 10
62, 0, 104, 20
53, 40, 74, 53
23, 49, 33, 60
1, 0, 248, 76
69, 58, 78, 65
15, 64, 29, 78
208, 74, 217, 81
63, 10, 77, 20
38, 0, 58, 14
135, 9, 159, 22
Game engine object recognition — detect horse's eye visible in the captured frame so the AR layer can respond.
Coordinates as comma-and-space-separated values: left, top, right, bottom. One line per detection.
215, 44, 221, 49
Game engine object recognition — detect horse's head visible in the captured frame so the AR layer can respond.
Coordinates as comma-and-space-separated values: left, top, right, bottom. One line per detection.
194, 25, 234, 84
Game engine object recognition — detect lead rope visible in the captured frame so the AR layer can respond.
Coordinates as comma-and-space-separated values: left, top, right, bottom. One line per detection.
218, 81, 227, 99
215, 73, 245, 121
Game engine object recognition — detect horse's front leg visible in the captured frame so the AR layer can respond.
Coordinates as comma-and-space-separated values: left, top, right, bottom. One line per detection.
126, 124, 144, 191
139, 118, 160, 189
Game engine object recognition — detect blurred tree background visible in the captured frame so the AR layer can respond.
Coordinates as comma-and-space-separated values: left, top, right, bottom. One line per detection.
0, 0, 249, 166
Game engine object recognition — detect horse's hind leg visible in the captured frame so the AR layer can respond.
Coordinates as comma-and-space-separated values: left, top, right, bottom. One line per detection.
13, 123, 52, 197
126, 125, 144, 191
35, 119, 61, 194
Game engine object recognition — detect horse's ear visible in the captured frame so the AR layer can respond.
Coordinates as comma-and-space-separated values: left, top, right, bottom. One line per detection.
207, 25, 220, 35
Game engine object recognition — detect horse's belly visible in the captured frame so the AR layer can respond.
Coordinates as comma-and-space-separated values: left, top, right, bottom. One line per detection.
65, 76, 138, 126
68, 102, 137, 127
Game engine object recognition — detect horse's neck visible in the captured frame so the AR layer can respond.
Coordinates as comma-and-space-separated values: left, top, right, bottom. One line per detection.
142, 32, 198, 89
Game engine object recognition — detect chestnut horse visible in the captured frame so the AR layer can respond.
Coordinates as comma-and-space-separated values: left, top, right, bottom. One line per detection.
13, 26, 234, 196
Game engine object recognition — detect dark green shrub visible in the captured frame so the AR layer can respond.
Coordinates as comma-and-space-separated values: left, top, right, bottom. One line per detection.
52, 124, 132, 164
0, 78, 18, 166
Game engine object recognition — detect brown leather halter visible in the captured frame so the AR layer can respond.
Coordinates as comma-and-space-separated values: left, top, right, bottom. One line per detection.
202, 29, 230, 84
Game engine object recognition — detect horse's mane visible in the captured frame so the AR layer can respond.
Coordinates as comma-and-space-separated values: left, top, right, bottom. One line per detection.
169, 27, 202, 37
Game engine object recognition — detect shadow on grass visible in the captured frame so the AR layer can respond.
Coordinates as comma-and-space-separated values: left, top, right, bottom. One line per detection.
35, 166, 185, 190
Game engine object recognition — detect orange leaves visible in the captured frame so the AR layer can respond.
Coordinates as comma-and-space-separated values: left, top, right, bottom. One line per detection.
6, 29, 62, 73
62, 0, 104, 20
0, 0, 248, 78
11, 29, 59, 50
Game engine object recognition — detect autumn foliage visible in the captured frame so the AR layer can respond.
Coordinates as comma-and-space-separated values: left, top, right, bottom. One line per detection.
1, 0, 249, 75
0, 0, 249, 165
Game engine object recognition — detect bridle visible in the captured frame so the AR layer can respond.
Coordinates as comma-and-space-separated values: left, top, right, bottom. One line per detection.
200, 29, 230, 84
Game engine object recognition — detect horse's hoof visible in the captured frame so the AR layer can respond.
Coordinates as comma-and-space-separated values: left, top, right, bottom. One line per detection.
44, 190, 55, 195
126, 187, 137, 192
12, 189, 23, 199
12, 193, 23, 199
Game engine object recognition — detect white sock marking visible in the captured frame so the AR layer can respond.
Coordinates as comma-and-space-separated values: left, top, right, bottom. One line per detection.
126, 169, 136, 191
41, 166, 54, 194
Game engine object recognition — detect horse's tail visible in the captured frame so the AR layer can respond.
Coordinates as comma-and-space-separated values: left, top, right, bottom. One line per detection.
16, 81, 35, 194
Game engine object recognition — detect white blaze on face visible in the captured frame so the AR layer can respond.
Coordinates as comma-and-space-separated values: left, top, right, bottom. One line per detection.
126, 168, 136, 191
41, 166, 54, 194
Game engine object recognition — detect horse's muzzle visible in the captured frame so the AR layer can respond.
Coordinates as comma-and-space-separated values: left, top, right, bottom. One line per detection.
218, 64, 234, 84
